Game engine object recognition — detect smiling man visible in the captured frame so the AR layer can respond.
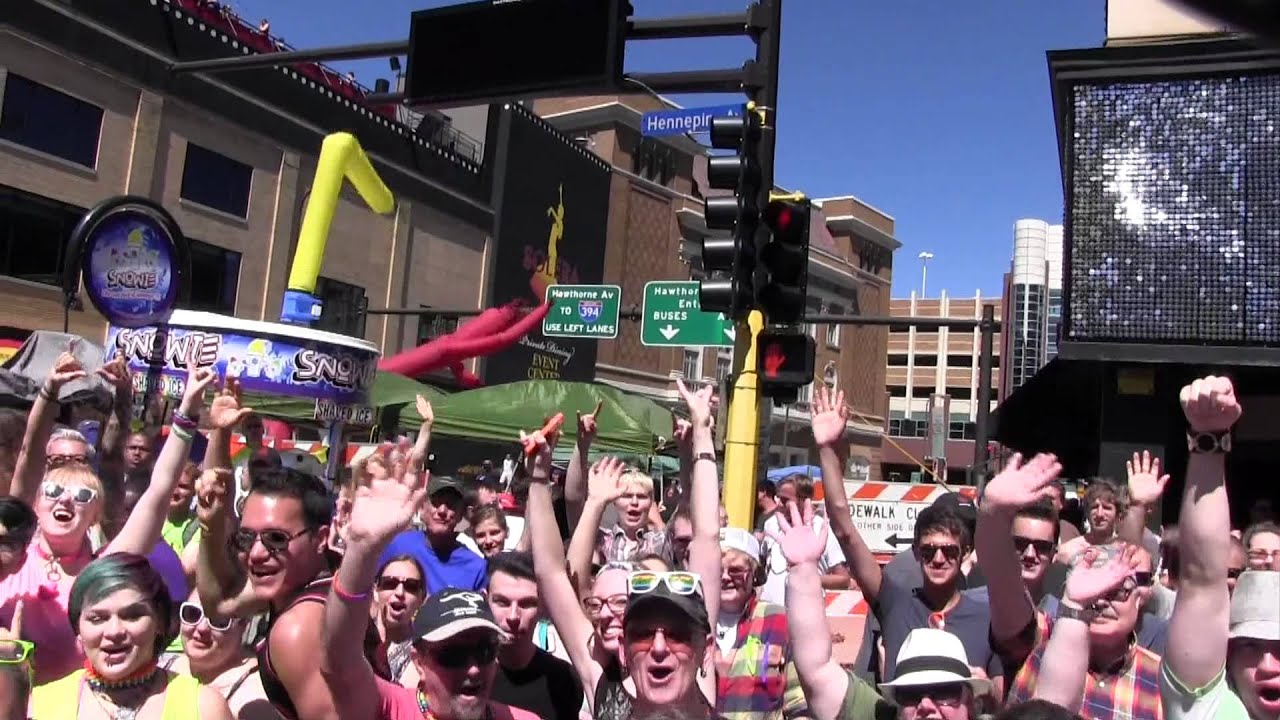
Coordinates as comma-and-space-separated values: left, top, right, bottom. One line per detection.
379, 474, 487, 593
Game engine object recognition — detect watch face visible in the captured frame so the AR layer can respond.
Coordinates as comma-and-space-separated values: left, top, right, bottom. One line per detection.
1195, 433, 1219, 453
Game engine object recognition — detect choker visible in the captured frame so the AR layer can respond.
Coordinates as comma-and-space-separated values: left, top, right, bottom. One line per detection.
34, 540, 89, 583
83, 658, 160, 692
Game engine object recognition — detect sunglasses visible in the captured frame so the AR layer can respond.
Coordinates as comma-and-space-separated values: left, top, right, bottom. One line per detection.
1013, 536, 1055, 557
917, 543, 962, 562
583, 594, 628, 617
40, 482, 97, 504
628, 571, 701, 596
430, 641, 498, 669
625, 623, 697, 653
893, 683, 967, 708
376, 576, 424, 594
230, 527, 310, 554
0, 639, 33, 665
45, 455, 88, 469
179, 602, 235, 632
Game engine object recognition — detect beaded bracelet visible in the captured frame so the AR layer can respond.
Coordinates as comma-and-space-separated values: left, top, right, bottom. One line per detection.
332, 574, 371, 603
172, 410, 199, 430
170, 424, 194, 442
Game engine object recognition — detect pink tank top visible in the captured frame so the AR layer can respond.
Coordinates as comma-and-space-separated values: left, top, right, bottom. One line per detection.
0, 549, 83, 684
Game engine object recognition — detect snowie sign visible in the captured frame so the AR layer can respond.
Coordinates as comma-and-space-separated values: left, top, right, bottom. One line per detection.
641, 281, 735, 348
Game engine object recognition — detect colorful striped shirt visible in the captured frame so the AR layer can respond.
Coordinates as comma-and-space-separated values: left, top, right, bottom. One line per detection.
1008, 612, 1163, 720
715, 596, 808, 720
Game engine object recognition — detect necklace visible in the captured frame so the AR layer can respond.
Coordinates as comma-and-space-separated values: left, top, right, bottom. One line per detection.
83, 660, 159, 720
34, 539, 87, 583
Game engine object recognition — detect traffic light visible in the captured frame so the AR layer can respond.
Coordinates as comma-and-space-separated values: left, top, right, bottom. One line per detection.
700, 106, 762, 319
758, 330, 816, 403
758, 196, 812, 325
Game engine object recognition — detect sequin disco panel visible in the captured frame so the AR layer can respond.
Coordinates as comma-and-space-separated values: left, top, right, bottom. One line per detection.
1069, 75, 1280, 345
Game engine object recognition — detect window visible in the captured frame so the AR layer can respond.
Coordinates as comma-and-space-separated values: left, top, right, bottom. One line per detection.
180, 143, 253, 218
826, 303, 842, 347
181, 239, 240, 313
0, 74, 103, 168
914, 354, 938, 367
417, 306, 459, 346
797, 381, 812, 405
888, 354, 910, 367
0, 184, 81, 285
314, 277, 367, 337
888, 385, 907, 398
682, 348, 702, 381
947, 354, 973, 368
715, 348, 732, 386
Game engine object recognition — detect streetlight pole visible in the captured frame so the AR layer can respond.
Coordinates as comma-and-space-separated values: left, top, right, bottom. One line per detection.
918, 251, 934, 298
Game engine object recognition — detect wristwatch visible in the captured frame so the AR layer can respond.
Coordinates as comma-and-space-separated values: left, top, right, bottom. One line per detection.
1058, 601, 1096, 624
1187, 429, 1232, 454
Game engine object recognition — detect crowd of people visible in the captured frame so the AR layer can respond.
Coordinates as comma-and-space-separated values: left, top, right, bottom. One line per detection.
0, 335, 1275, 720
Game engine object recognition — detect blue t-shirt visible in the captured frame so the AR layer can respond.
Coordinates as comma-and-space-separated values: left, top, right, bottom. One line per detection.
379, 530, 487, 593
873, 576, 1002, 681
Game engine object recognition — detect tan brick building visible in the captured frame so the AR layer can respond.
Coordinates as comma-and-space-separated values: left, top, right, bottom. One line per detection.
534, 94, 899, 479
0, 4, 490, 360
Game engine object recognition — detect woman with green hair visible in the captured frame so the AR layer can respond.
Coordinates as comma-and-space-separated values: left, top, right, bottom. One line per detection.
29, 553, 231, 719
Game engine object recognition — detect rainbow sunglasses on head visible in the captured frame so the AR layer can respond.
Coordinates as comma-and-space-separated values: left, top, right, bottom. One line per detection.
628, 570, 702, 596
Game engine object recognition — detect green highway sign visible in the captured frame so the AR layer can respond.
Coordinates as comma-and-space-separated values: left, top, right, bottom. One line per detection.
542, 285, 621, 339
641, 281, 736, 347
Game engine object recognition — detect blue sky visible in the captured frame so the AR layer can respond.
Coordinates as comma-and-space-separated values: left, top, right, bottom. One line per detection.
244, 0, 1105, 298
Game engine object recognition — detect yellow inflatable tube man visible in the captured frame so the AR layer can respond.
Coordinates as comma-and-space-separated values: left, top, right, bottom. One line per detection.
280, 132, 395, 325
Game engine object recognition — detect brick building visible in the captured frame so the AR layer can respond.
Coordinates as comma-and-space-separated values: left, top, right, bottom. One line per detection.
534, 94, 899, 479
0, 0, 490, 359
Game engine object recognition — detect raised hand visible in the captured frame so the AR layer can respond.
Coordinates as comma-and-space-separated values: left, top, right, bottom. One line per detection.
195, 468, 235, 528
96, 352, 133, 397
675, 378, 713, 430
982, 452, 1062, 513
347, 462, 428, 547
811, 385, 849, 448
1065, 545, 1141, 607
207, 377, 253, 431
519, 427, 555, 481
767, 499, 829, 567
415, 394, 434, 426
1179, 375, 1242, 433
46, 346, 87, 391
672, 417, 693, 451
587, 456, 627, 503
577, 399, 603, 446
1126, 450, 1170, 506
180, 350, 218, 410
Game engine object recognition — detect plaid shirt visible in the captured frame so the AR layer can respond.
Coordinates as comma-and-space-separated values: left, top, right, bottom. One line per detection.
597, 525, 668, 564
1008, 611, 1163, 720
715, 595, 807, 720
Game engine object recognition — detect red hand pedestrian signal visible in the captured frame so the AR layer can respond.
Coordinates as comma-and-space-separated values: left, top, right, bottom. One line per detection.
764, 343, 785, 378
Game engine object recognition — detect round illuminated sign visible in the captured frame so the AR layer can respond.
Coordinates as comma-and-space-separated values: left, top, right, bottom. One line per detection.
73, 197, 188, 328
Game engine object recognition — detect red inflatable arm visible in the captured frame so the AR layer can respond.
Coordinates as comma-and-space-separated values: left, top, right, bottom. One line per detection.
378, 301, 551, 385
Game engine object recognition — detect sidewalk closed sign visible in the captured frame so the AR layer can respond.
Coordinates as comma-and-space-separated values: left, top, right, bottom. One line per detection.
850, 500, 923, 554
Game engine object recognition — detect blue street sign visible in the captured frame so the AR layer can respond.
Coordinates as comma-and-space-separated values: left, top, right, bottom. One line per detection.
641, 104, 743, 137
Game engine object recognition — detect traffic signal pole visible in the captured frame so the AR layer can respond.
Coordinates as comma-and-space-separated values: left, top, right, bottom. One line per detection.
722, 0, 783, 531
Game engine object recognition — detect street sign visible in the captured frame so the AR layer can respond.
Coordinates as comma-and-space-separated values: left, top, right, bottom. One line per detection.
641, 281, 735, 347
543, 284, 621, 339
641, 104, 743, 138
849, 499, 926, 554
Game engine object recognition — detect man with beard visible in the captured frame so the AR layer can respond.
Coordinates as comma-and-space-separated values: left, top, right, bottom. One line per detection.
320, 461, 538, 720
378, 474, 487, 593
485, 551, 584, 719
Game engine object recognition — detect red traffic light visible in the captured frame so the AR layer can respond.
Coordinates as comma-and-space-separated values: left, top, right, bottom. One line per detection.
763, 342, 785, 378
757, 331, 815, 399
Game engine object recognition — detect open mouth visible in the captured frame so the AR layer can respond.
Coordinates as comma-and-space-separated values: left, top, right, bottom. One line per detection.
99, 646, 132, 666
248, 565, 280, 582
51, 507, 75, 523
1256, 686, 1280, 707
647, 666, 674, 682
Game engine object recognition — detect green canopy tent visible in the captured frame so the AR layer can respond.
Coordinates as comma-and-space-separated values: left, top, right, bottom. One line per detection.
236, 371, 449, 426
410, 379, 673, 457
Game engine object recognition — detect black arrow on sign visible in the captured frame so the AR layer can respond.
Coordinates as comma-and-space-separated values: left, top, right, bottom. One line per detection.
884, 533, 910, 548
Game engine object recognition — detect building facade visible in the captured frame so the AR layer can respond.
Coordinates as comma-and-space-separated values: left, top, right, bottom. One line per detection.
533, 94, 899, 480
1000, 219, 1062, 399
0, 0, 491, 361
883, 292, 1001, 484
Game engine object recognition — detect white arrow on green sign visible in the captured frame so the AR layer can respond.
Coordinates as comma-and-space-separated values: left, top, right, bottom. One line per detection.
542, 284, 621, 339
641, 281, 736, 348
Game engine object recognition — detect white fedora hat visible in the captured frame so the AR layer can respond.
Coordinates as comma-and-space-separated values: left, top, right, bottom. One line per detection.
879, 628, 992, 699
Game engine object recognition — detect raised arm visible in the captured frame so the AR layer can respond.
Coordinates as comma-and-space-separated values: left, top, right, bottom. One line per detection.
566, 460, 624, 587
1118, 451, 1169, 547
1035, 546, 1140, 711
563, 401, 600, 528
8, 349, 86, 502
977, 453, 1063, 655
675, 378, 720, 625
106, 359, 215, 555
407, 395, 433, 469
322, 448, 428, 720
526, 432, 611, 703
1165, 376, 1239, 689
810, 387, 883, 602
94, 354, 135, 489
772, 500, 850, 720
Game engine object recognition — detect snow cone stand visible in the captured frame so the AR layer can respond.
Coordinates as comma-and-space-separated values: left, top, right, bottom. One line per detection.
64, 132, 392, 483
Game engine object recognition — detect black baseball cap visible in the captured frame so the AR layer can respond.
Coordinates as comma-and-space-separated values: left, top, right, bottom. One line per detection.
427, 474, 464, 497
411, 588, 505, 644
932, 492, 977, 523
624, 577, 711, 635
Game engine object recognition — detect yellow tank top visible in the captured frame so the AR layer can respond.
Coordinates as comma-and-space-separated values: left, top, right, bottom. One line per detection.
31, 669, 203, 719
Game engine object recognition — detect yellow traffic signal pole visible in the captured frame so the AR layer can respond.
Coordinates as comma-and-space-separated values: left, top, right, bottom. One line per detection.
722, 0, 784, 531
